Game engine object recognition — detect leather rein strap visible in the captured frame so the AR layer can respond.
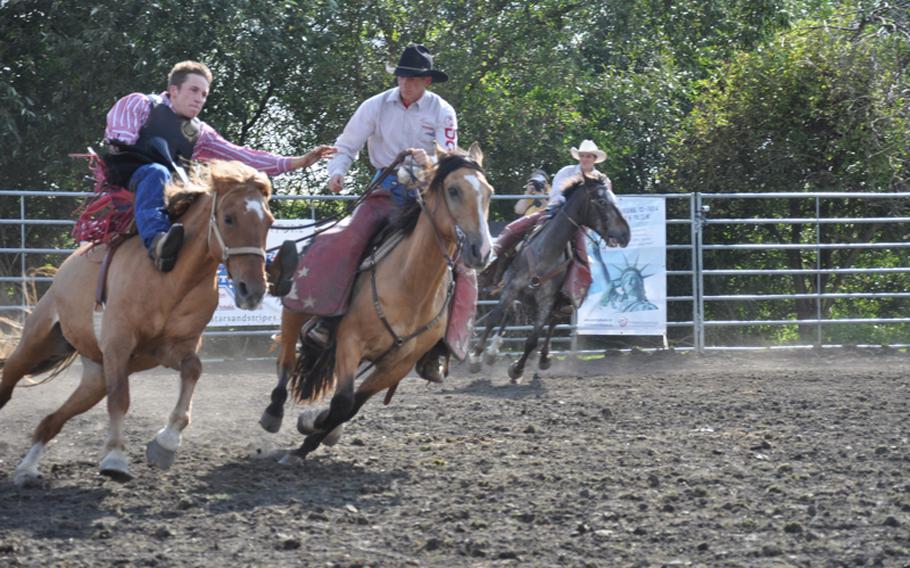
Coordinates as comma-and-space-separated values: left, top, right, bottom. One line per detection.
207, 191, 267, 263
364, 154, 484, 372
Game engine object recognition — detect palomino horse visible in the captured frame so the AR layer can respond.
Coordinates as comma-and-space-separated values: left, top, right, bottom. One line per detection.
263, 144, 493, 462
471, 174, 630, 382
0, 160, 274, 485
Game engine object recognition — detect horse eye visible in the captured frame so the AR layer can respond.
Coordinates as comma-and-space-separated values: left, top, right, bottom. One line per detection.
224, 215, 235, 225
448, 186, 459, 198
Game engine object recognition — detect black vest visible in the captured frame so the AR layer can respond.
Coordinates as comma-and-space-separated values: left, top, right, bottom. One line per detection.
134, 94, 201, 162
101, 94, 202, 187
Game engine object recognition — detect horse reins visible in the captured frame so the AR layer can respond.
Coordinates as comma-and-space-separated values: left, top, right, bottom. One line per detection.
525, 188, 596, 288
361, 153, 484, 377
264, 152, 411, 254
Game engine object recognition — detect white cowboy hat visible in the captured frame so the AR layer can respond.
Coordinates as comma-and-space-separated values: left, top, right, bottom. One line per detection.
570, 139, 607, 163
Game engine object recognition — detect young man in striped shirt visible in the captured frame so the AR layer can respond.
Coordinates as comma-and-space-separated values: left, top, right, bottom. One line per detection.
102, 60, 334, 294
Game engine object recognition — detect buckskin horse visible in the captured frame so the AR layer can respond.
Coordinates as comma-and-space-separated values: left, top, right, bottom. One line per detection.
470, 174, 630, 382
0, 160, 274, 486
261, 144, 493, 462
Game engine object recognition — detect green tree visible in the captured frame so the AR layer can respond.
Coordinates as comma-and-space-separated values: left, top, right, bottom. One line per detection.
667, 2, 910, 341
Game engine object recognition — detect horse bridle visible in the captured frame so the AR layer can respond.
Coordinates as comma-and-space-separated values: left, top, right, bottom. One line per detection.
206, 190, 268, 264
527, 182, 616, 288
368, 154, 485, 362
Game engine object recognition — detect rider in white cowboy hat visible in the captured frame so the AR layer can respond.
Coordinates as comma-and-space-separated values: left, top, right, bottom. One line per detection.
547, 139, 610, 206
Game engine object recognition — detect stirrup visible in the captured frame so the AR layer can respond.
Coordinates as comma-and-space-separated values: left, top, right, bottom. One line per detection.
416, 343, 449, 383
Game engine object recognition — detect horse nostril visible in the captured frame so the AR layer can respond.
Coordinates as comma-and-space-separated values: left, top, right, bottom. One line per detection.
472, 244, 480, 258
238, 281, 249, 297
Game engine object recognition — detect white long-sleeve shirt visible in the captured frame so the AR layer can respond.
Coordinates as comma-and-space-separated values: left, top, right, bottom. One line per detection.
326, 87, 457, 178
547, 164, 608, 205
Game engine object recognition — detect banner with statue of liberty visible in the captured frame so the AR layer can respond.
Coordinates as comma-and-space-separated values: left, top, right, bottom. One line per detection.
577, 196, 667, 336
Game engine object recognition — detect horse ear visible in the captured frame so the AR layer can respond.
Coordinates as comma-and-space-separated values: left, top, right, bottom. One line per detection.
467, 141, 484, 167
434, 141, 447, 160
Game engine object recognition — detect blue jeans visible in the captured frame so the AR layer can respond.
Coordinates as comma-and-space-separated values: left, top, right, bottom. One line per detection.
372, 169, 417, 206
131, 163, 172, 249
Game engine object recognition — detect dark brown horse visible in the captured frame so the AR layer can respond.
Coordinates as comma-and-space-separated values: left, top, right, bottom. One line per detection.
470, 174, 630, 382
262, 144, 494, 463
0, 160, 274, 485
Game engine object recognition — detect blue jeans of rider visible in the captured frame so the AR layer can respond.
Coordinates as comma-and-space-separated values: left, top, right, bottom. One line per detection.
131, 163, 173, 250
373, 170, 417, 206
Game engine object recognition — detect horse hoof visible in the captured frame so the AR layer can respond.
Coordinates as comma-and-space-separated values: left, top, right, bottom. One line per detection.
484, 352, 498, 366
259, 409, 284, 433
278, 452, 303, 466
99, 451, 133, 483
146, 439, 177, 470
323, 424, 344, 447
99, 467, 134, 483
469, 359, 482, 374
538, 358, 551, 370
12, 469, 43, 489
508, 362, 523, 383
296, 407, 322, 435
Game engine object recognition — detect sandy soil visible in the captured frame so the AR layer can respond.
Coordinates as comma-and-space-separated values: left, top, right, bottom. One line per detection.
0, 350, 908, 567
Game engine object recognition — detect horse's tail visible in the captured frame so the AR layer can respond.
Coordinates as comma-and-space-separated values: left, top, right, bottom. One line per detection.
288, 342, 337, 404
16, 350, 79, 388
1, 315, 78, 409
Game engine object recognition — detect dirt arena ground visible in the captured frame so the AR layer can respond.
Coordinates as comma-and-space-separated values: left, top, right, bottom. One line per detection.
0, 349, 908, 567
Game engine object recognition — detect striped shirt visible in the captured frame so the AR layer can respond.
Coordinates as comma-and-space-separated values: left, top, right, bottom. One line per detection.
327, 87, 457, 179
105, 92, 293, 176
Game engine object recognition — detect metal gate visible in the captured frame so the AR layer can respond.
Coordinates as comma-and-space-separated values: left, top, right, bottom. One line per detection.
3, 189, 909, 353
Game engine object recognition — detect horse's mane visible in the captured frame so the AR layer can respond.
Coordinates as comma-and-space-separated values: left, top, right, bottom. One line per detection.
560, 172, 606, 203
165, 160, 272, 218
390, 151, 483, 236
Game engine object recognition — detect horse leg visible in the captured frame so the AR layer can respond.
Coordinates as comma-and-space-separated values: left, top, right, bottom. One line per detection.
0, 297, 74, 411
146, 354, 201, 470
285, 337, 362, 462
484, 290, 520, 367
13, 357, 105, 487
538, 317, 559, 371
509, 299, 554, 384
99, 338, 136, 482
297, 358, 413, 451
470, 304, 504, 373
260, 309, 309, 433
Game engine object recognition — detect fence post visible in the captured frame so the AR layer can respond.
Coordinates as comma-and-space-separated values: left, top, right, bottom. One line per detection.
692, 193, 706, 353
815, 195, 822, 348
20, 194, 27, 312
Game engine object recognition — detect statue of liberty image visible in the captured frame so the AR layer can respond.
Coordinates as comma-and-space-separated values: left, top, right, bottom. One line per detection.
590, 249, 658, 313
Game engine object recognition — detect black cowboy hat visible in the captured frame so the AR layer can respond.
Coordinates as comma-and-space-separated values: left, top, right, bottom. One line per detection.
386, 44, 449, 83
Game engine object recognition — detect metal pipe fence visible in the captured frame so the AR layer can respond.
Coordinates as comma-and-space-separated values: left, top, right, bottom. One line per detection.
3, 188, 909, 354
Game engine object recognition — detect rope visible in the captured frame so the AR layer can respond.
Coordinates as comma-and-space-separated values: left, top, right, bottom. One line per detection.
265, 152, 411, 254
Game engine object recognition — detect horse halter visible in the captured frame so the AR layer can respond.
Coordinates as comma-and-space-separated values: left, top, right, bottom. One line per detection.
206, 191, 268, 263
409, 153, 486, 268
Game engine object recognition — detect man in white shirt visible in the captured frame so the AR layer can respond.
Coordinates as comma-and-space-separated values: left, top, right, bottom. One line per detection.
326, 45, 457, 198
489, 140, 611, 311
284, 44, 470, 383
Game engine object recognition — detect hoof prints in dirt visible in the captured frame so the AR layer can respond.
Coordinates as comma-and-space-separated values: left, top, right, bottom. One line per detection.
0, 353, 908, 566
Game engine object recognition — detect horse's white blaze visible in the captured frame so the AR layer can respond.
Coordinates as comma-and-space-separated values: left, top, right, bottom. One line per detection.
244, 197, 266, 220
465, 174, 494, 259
14, 442, 46, 483
155, 425, 182, 452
